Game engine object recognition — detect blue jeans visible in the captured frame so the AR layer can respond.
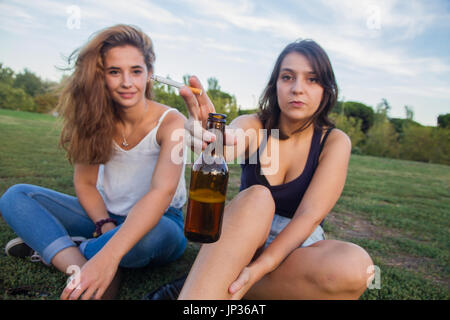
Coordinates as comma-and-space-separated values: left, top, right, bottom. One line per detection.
0, 184, 187, 267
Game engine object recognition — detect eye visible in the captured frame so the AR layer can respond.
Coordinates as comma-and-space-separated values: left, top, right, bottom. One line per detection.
308, 77, 318, 83
108, 70, 119, 75
281, 74, 293, 81
133, 69, 143, 74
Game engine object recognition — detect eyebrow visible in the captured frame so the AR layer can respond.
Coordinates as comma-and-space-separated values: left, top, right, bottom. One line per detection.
280, 67, 316, 74
106, 65, 144, 70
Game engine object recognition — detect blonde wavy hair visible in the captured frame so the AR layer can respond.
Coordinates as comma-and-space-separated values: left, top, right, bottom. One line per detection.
58, 24, 155, 164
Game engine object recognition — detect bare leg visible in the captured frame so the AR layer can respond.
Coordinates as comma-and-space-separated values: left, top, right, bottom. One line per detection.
244, 239, 374, 300
51, 246, 121, 300
51, 246, 87, 274
178, 185, 275, 299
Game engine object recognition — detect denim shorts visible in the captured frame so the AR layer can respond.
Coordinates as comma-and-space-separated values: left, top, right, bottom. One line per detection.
263, 214, 326, 249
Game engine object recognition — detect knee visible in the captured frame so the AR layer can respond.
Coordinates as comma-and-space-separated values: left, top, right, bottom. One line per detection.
0, 184, 31, 215
242, 185, 275, 213
317, 243, 373, 295
1, 184, 31, 200
236, 185, 275, 227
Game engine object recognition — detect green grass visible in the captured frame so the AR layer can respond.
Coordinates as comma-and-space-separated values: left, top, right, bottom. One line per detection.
0, 108, 449, 300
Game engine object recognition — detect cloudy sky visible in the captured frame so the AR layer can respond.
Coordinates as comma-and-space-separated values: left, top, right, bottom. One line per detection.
1, 0, 449, 126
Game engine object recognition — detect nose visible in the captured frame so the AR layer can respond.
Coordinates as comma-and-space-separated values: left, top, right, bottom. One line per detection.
291, 78, 304, 94
121, 72, 132, 88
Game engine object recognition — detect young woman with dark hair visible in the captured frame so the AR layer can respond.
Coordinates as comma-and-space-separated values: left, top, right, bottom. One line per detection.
0, 24, 187, 300
151, 39, 374, 300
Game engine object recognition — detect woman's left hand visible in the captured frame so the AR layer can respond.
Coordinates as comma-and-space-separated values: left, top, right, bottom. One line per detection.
60, 252, 119, 300
228, 264, 263, 300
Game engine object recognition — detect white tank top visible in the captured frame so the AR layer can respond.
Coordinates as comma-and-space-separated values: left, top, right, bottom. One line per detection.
96, 108, 186, 216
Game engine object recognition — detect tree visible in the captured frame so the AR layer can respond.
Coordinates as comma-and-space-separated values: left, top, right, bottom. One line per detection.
13, 68, 45, 97
376, 98, 391, 116
206, 77, 238, 123
34, 91, 59, 113
0, 63, 36, 111
182, 74, 190, 86
437, 113, 450, 128
0, 82, 35, 111
334, 101, 375, 133
361, 108, 399, 158
207, 77, 220, 91
152, 82, 187, 116
238, 108, 258, 115
404, 105, 414, 120
330, 113, 365, 152
398, 125, 449, 165
0, 63, 15, 86
389, 105, 420, 135
389, 118, 422, 135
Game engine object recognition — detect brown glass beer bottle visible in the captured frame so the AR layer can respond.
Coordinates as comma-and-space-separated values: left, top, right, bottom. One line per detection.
184, 113, 229, 243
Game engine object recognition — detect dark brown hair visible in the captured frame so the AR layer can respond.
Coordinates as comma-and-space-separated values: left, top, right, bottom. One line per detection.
258, 39, 338, 139
58, 24, 155, 164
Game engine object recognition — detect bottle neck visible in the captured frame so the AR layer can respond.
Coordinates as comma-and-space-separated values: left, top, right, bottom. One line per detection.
207, 120, 225, 157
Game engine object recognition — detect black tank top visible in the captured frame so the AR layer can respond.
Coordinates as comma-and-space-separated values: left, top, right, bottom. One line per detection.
240, 127, 333, 225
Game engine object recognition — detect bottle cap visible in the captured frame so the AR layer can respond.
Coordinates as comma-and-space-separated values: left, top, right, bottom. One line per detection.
208, 113, 227, 123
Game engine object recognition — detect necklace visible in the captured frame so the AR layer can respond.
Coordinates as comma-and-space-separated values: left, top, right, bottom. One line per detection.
120, 103, 149, 148
121, 131, 130, 147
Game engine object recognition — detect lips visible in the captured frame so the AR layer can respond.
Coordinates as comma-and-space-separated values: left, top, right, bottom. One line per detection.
118, 92, 137, 99
289, 100, 305, 107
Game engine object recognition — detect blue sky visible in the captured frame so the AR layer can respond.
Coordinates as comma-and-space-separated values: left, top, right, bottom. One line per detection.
1, 0, 449, 126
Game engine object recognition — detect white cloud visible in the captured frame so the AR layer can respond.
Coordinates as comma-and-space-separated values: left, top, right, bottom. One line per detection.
90, 0, 185, 26
185, 0, 450, 77
184, 0, 306, 37
319, 0, 439, 40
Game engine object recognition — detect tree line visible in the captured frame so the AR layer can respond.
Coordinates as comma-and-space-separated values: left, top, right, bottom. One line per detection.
0, 62, 448, 165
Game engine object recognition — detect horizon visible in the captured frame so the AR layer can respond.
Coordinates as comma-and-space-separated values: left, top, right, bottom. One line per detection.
1, 0, 449, 126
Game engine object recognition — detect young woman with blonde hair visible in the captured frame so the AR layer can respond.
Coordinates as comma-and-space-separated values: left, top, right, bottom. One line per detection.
0, 24, 187, 300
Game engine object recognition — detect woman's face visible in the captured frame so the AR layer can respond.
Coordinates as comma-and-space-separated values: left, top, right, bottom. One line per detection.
276, 52, 324, 123
103, 45, 150, 108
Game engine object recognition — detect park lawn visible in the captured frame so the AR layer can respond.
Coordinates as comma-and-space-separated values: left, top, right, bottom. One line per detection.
0, 108, 448, 300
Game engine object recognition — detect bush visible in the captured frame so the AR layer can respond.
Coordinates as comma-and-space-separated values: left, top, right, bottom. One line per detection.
330, 113, 365, 150
437, 113, 450, 129
399, 125, 450, 165
0, 82, 35, 111
361, 115, 399, 159
334, 101, 374, 133
34, 92, 59, 114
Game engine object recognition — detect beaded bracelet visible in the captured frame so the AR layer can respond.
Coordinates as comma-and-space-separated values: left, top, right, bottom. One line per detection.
93, 218, 117, 238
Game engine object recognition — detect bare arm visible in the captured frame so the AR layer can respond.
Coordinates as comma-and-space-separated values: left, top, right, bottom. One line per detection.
73, 164, 115, 233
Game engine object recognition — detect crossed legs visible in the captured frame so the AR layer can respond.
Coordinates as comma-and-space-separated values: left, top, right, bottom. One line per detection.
179, 185, 374, 300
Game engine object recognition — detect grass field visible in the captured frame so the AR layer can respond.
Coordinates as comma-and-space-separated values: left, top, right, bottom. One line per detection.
0, 108, 448, 300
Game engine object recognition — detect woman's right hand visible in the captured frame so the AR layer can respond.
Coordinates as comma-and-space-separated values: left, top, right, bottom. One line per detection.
179, 76, 236, 152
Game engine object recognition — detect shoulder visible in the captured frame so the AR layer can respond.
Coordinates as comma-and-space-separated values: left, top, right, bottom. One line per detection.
153, 101, 186, 127
230, 113, 263, 131
151, 102, 186, 144
319, 128, 351, 160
